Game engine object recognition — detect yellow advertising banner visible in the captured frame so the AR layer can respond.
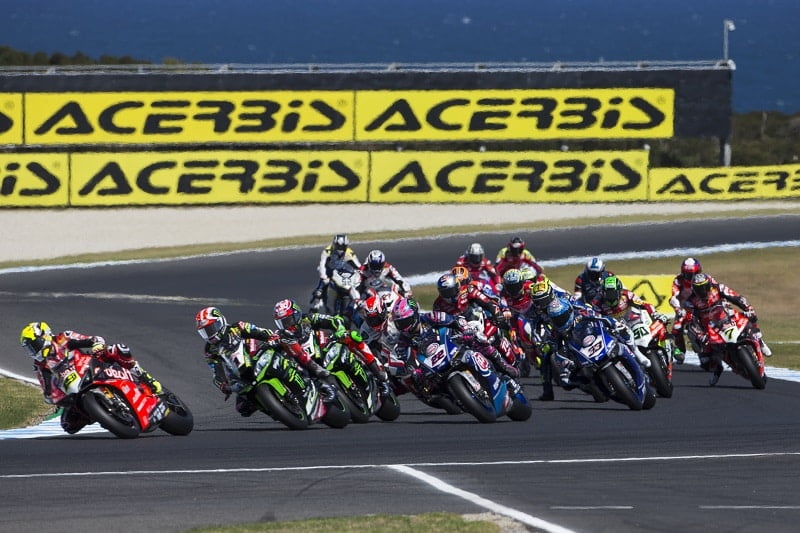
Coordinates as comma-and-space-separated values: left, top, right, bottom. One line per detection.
617, 275, 675, 316
0, 153, 69, 207
650, 165, 800, 201
0, 93, 24, 146
24, 91, 355, 145
69, 151, 369, 206
369, 150, 650, 203
356, 88, 674, 141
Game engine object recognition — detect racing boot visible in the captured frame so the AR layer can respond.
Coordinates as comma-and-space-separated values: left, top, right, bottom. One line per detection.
319, 382, 337, 403
367, 359, 389, 383
754, 332, 772, 356
139, 369, 163, 395
630, 344, 652, 369
672, 347, 686, 365
709, 362, 724, 386
484, 346, 520, 379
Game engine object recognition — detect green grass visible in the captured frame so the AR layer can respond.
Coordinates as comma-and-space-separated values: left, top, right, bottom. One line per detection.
185, 513, 501, 533
0, 378, 56, 429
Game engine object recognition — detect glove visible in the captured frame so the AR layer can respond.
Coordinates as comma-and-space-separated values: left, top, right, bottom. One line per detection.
334, 327, 347, 340
90, 337, 105, 355
744, 309, 757, 322
653, 313, 669, 324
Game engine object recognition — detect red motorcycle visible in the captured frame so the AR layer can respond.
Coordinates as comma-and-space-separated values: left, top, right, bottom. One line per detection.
690, 303, 766, 389
52, 350, 194, 438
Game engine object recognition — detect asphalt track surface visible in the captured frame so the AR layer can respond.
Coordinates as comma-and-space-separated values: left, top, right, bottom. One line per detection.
1, 214, 799, 533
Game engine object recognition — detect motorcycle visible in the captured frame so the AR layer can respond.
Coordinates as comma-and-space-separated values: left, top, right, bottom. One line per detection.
462, 305, 528, 377
323, 258, 362, 324
621, 307, 674, 398
229, 339, 351, 429
414, 326, 532, 423
320, 339, 401, 423
52, 350, 193, 439
561, 317, 656, 410
690, 303, 766, 389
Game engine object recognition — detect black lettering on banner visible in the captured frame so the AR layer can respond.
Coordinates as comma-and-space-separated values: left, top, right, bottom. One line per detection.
78, 163, 135, 196
436, 161, 472, 193
547, 161, 585, 192
259, 160, 300, 193
176, 160, 218, 193
0, 163, 60, 196
140, 162, 175, 194
517, 98, 557, 129
428, 99, 468, 131
0, 111, 13, 134
379, 162, 432, 193
143, 101, 190, 134
474, 160, 511, 193
629, 280, 666, 308
35, 102, 94, 135
322, 160, 360, 192
512, 161, 548, 192
626, 97, 666, 130
763, 171, 790, 190
608, 159, 642, 191
558, 98, 600, 130
221, 160, 258, 192
728, 172, 758, 193
234, 100, 280, 133
195, 101, 235, 133
656, 174, 694, 196
304, 101, 347, 132
700, 173, 727, 194
470, 99, 514, 131
365, 100, 423, 132
99, 102, 143, 134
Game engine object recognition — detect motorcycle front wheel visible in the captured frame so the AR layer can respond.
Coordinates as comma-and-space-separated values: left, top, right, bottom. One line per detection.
646, 349, 674, 398
81, 388, 141, 439
158, 389, 194, 436
255, 384, 310, 430
734, 345, 766, 389
448, 374, 497, 423
602, 365, 643, 411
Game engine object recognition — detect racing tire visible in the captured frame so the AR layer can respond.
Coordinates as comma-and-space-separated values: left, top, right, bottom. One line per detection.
340, 390, 371, 424
158, 390, 194, 436
506, 397, 532, 421
642, 385, 657, 410
603, 365, 643, 411
376, 391, 401, 421
447, 374, 497, 423
255, 384, 310, 430
321, 393, 350, 428
735, 345, 766, 390
646, 350, 674, 398
81, 389, 141, 439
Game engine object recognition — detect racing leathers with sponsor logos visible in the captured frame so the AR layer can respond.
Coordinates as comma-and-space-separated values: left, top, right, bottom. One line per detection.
311, 234, 361, 310
20, 322, 160, 434
454, 242, 503, 294
573, 256, 614, 304
358, 249, 413, 298
494, 237, 544, 278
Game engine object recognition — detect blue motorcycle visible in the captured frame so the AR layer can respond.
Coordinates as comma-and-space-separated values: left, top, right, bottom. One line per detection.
562, 318, 656, 411
414, 327, 532, 423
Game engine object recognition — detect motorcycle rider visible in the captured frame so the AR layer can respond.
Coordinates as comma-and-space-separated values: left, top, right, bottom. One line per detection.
432, 272, 519, 376
454, 242, 503, 294
272, 299, 392, 396
196, 306, 305, 416
358, 249, 413, 298
573, 256, 614, 303
20, 321, 161, 434
546, 295, 650, 388
684, 273, 771, 385
494, 237, 544, 278
668, 257, 717, 364
387, 297, 522, 394
311, 234, 361, 311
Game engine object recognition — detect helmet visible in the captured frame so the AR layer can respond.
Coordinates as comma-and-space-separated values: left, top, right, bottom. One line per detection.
20, 321, 53, 362
547, 298, 575, 333
437, 273, 460, 300
465, 243, 484, 266
530, 277, 554, 310
602, 275, 623, 306
366, 249, 386, 274
692, 273, 712, 298
508, 236, 525, 256
392, 297, 419, 332
681, 257, 702, 279
502, 268, 524, 297
332, 234, 349, 253
196, 307, 227, 343
361, 293, 386, 330
274, 298, 303, 331
450, 265, 470, 287
585, 257, 606, 282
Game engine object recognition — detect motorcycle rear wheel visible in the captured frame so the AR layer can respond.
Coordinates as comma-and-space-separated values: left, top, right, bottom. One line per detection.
735, 345, 766, 390
448, 374, 497, 423
376, 391, 401, 421
255, 384, 310, 430
158, 390, 194, 436
81, 389, 141, 439
506, 397, 532, 421
321, 393, 350, 428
